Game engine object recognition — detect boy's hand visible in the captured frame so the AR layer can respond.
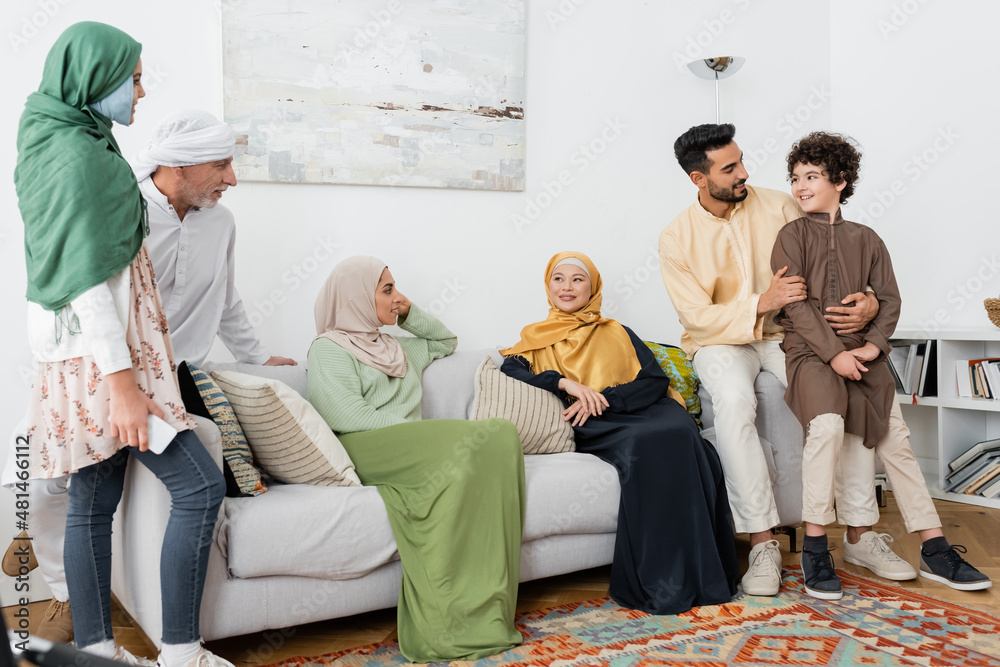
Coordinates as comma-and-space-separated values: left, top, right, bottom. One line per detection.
758, 266, 807, 314
849, 342, 881, 363
825, 291, 879, 334
831, 350, 867, 380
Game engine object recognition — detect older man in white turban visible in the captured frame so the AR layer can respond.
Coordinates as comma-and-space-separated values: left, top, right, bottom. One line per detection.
134, 109, 295, 367
1, 112, 296, 645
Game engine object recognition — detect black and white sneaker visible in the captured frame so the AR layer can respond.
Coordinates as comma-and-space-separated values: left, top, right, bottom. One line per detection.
802, 548, 843, 600
919, 544, 992, 591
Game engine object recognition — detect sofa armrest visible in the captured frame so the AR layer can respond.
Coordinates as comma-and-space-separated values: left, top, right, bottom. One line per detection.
190, 414, 225, 471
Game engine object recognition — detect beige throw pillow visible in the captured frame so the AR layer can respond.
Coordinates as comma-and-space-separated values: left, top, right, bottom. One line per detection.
210, 371, 361, 487
471, 357, 575, 454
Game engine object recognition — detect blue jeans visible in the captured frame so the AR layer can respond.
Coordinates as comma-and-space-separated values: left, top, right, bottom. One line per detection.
65, 428, 225, 647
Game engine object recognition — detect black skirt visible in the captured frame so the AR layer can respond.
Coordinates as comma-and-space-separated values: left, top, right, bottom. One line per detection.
573, 397, 740, 615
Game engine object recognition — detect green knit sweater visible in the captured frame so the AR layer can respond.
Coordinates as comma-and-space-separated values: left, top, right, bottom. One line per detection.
307, 304, 458, 434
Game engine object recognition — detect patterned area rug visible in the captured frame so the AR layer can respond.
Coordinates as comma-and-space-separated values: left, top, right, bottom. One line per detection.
264, 566, 1000, 666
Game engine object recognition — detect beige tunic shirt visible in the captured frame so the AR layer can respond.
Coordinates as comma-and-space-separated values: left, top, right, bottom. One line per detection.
771, 211, 901, 446
659, 185, 803, 357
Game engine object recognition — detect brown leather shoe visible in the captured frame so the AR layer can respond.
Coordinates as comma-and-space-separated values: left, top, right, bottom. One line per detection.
36, 598, 73, 643
2, 530, 37, 577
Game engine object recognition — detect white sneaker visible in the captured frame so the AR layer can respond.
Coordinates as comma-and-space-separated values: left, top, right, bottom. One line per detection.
842, 531, 917, 581
741, 539, 782, 596
112, 646, 158, 667
157, 647, 236, 667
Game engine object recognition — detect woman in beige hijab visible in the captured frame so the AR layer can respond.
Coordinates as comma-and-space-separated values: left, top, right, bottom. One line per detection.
307, 256, 526, 663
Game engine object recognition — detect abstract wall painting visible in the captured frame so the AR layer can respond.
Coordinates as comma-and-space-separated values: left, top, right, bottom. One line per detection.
222, 0, 525, 191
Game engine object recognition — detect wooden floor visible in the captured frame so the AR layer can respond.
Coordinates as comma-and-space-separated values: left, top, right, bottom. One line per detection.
5, 492, 1000, 666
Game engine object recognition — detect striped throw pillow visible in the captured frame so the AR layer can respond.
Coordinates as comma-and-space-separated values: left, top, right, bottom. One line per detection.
186, 363, 267, 497
210, 371, 361, 487
471, 357, 574, 455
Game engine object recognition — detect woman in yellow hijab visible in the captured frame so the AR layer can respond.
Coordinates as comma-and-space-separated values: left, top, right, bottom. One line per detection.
502, 251, 739, 614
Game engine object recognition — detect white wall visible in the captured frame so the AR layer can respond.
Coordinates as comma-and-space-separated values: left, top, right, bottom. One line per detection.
830, 2, 1000, 333
4, 0, 990, 605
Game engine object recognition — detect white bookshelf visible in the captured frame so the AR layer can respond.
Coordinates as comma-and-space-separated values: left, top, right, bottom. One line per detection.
893, 328, 1000, 510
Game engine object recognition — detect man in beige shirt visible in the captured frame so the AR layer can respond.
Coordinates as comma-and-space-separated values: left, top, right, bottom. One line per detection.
659, 123, 879, 597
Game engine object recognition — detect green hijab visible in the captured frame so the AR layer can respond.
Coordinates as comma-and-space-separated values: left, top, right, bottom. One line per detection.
15, 21, 145, 311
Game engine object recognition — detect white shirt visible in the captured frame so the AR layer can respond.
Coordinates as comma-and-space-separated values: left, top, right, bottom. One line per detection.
26, 263, 133, 374
140, 176, 268, 367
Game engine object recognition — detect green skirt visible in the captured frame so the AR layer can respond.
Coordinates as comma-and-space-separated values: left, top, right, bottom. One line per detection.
340, 418, 526, 662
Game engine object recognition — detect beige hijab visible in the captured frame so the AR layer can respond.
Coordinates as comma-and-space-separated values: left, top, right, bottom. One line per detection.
314, 256, 407, 378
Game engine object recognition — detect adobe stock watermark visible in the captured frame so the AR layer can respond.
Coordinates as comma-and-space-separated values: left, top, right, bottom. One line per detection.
546, 0, 589, 31
917, 255, 1000, 334
853, 126, 958, 227
334, 1, 404, 65
742, 83, 832, 176
877, 0, 929, 39
511, 117, 627, 234
246, 235, 340, 328
427, 277, 467, 317
671, 0, 753, 72
8, 0, 73, 53
611, 247, 661, 303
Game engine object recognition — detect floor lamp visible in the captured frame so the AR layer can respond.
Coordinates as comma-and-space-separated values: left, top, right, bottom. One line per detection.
686, 56, 746, 123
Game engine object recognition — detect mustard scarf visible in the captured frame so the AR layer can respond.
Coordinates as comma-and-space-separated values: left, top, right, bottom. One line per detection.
501, 251, 641, 391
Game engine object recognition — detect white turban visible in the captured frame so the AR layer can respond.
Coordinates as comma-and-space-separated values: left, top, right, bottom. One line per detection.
132, 109, 236, 181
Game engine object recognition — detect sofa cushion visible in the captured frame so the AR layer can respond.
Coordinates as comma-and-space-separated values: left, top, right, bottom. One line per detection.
211, 371, 361, 488
220, 451, 619, 580
420, 351, 482, 420
471, 357, 575, 455
220, 483, 398, 580
186, 363, 267, 497
644, 341, 702, 425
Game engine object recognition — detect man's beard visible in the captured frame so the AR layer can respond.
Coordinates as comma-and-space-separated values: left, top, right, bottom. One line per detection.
707, 178, 748, 203
177, 179, 219, 210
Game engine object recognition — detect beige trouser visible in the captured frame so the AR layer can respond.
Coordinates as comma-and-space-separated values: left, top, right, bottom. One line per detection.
802, 414, 879, 526
802, 398, 941, 532
873, 398, 942, 533
695, 341, 879, 534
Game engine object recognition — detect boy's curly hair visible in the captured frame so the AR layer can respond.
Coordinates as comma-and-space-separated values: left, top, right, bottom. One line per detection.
786, 131, 862, 204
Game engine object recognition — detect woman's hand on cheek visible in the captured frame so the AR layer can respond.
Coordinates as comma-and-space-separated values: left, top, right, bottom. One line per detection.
396, 294, 411, 320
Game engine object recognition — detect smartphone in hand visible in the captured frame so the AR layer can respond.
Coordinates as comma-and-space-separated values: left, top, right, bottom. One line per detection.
147, 414, 178, 454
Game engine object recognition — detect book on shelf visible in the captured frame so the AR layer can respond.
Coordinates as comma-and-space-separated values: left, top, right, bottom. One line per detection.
969, 358, 1000, 399
889, 344, 912, 393
956, 359, 974, 397
979, 473, 1000, 499
987, 361, 1000, 397
959, 459, 1000, 495
944, 451, 1000, 492
917, 340, 937, 396
887, 339, 936, 396
909, 343, 926, 396
948, 437, 1000, 472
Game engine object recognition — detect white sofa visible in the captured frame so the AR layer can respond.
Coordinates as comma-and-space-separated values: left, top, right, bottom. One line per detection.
111, 349, 803, 643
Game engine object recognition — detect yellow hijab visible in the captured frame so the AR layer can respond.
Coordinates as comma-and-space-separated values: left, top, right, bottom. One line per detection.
501, 251, 641, 391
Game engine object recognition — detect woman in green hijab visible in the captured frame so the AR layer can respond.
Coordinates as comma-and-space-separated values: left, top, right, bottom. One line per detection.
16, 22, 231, 667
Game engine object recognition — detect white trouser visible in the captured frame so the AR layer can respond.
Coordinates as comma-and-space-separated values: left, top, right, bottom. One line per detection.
27, 476, 70, 601
694, 341, 788, 534
802, 414, 880, 527
5, 417, 69, 602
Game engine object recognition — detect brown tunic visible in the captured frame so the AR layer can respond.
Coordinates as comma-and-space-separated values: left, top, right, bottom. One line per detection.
771, 211, 901, 447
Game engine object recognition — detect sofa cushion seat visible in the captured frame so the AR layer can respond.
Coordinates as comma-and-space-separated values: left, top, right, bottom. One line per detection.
522, 452, 619, 540
219, 451, 620, 580
220, 483, 399, 580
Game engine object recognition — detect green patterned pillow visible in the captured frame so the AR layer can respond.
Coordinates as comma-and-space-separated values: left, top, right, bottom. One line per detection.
644, 341, 701, 425
186, 363, 267, 497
